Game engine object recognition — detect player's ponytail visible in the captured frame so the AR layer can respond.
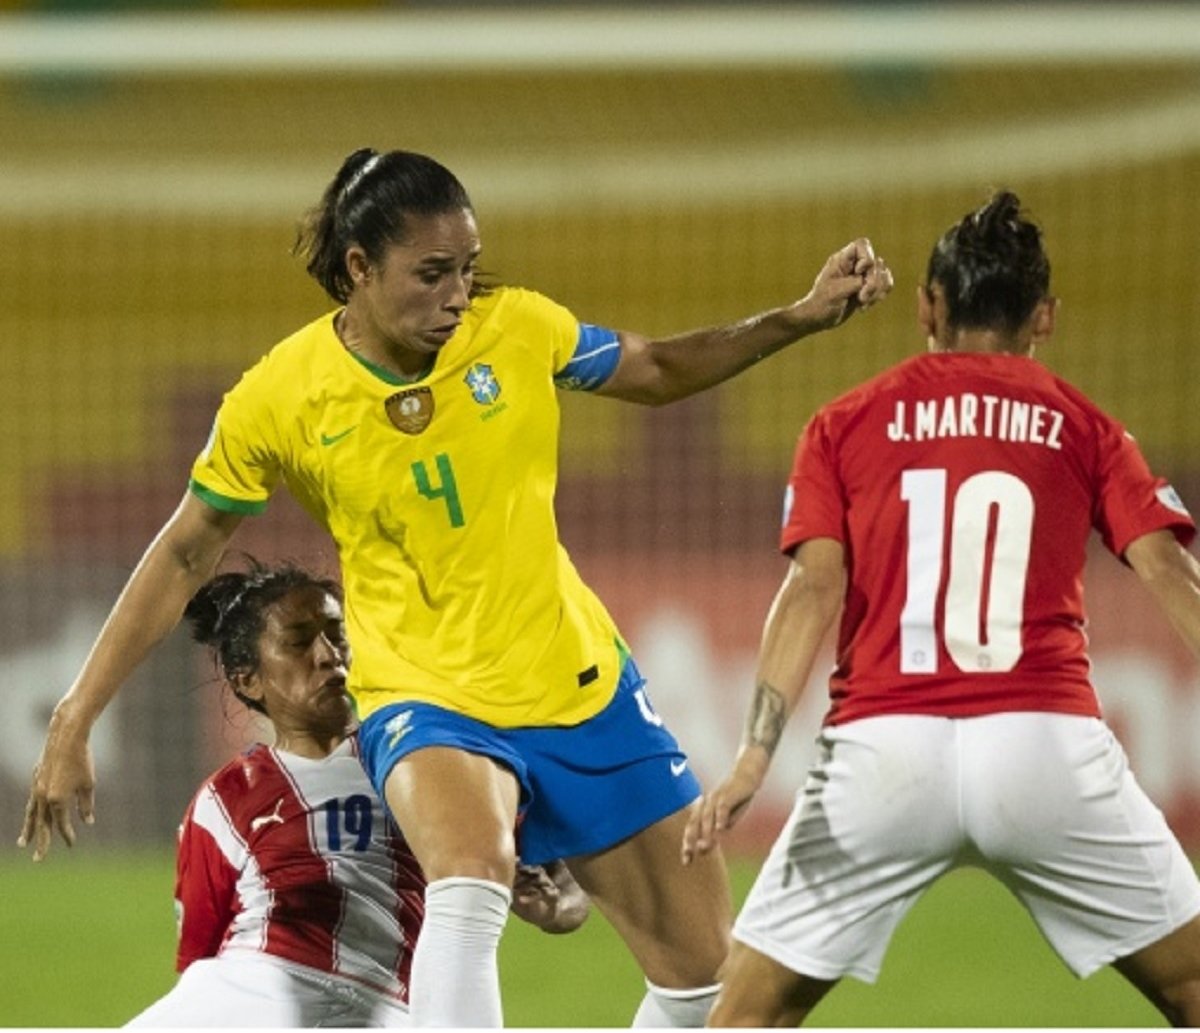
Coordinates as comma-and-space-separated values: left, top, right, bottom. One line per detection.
293, 147, 474, 304
294, 148, 379, 304
926, 189, 1050, 335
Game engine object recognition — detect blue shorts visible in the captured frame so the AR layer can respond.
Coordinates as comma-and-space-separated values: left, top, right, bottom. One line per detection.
357, 656, 701, 865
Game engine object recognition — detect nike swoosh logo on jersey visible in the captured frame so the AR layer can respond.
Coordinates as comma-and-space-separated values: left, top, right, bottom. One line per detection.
320, 426, 357, 447
670, 758, 688, 777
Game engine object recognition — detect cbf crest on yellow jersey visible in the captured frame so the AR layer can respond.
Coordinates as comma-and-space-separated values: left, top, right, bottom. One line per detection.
190, 288, 624, 727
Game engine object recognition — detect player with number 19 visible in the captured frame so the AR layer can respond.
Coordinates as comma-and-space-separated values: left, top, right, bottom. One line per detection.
127, 563, 588, 1027
683, 191, 1200, 1026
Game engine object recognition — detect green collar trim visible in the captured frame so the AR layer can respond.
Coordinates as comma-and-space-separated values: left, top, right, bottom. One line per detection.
345, 348, 432, 387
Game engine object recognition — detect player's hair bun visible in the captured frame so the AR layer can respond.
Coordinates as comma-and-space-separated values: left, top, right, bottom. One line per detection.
184, 571, 251, 646
926, 189, 1050, 335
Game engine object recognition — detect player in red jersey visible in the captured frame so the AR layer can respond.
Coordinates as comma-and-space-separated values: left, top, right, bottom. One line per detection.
683, 192, 1200, 1026
127, 562, 587, 1027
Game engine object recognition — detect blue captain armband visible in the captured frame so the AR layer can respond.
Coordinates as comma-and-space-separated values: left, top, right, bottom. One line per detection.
554, 323, 621, 391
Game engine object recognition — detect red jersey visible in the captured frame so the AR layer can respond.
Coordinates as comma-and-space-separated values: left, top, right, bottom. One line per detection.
174, 735, 424, 1002
782, 352, 1195, 725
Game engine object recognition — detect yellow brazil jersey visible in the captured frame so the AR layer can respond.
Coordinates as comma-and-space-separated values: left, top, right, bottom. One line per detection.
190, 288, 624, 727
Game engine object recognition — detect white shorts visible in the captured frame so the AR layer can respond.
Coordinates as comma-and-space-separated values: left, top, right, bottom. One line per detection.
125, 954, 410, 1028
735, 712, 1200, 982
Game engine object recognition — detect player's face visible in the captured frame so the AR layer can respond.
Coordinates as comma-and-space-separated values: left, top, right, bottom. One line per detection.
248, 587, 352, 736
359, 208, 481, 360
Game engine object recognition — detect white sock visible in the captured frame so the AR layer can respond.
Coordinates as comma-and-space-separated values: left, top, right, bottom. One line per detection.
409, 877, 511, 1027
631, 980, 722, 1028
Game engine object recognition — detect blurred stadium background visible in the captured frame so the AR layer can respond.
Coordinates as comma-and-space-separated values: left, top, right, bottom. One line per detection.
1, 0, 1199, 1026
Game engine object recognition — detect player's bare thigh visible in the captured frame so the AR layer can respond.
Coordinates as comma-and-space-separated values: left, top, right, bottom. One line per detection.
1115, 913, 1200, 1026
383, 745, 521, 884
569, 799, 732, 988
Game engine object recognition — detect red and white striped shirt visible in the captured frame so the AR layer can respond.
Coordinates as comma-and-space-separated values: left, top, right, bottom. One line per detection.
174, 734, 424, 1002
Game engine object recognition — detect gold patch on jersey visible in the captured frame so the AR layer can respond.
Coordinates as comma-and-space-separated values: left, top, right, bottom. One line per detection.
385, 388, 434, 435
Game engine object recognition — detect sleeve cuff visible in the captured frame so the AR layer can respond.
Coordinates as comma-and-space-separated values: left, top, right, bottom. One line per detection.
188, 479, 268, 515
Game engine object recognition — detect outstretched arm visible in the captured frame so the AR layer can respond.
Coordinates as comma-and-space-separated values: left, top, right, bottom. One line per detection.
682, 537, 845, 864
18, 492, 241, 861
1126, 529, 1200, 656
595, 239, 891, 406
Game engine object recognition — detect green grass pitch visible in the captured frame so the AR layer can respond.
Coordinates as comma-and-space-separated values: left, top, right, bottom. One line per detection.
0, 850, 1169, 1026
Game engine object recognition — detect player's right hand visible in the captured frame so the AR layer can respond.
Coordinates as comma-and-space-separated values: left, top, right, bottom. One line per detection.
511, 860, 591, 934
800, 238, 894, 330
680, 763, 763, 866
17, 706, 96, 862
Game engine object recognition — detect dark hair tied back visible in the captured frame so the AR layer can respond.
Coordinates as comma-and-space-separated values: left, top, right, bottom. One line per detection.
926, 190, 1050, 335
185, 560, 342, 715
294, 147, 474, 304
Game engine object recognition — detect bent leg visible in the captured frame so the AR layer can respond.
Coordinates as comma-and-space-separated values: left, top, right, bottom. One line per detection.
1115, 914, 1200, 1027
570, 800, 732, 1021
384, 746, 521, 1027
709, 941, 836, 1027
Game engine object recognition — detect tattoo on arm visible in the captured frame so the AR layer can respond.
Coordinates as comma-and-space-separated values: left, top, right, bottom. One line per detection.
745, 680, 787, 757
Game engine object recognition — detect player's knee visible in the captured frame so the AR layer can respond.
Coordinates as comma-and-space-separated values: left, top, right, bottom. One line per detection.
420, 843, 516, 885
687, 924, 732, 984
638, 919, 729, 989
412, 816, 516, 883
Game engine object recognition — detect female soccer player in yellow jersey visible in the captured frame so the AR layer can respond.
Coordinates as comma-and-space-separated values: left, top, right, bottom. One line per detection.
21, 148, 892, 1026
